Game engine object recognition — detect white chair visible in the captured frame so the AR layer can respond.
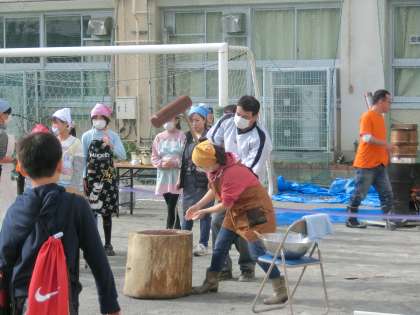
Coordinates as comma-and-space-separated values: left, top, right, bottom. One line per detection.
251, 214, 332, 314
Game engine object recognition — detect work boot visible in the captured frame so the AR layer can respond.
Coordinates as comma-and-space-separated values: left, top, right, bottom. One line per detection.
345, 218, 367, 229
218, 269, 233, 281
263, 276, 288, 305
346, 207, 367, 228
238, 270, 255, 282
192, 269, 219, 294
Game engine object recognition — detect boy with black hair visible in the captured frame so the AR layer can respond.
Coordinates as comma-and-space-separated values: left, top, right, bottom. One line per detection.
0, 132, 121, 315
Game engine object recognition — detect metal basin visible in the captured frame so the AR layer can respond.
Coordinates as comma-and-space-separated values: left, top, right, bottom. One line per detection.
259, 232, 313, 259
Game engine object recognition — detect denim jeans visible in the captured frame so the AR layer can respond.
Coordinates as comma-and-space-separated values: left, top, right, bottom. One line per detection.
209, 227, 280, 279
181, 185, 212, 247
211, 210, 255, 273
348, 165, 394, 214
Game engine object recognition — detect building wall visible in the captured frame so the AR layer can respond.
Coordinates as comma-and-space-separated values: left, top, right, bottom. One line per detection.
338, 0, 387, 160
114, 0, 161, 142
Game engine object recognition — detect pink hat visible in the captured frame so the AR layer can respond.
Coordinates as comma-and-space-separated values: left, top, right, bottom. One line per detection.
31, 124, 50, 134
90, 103, 112, 119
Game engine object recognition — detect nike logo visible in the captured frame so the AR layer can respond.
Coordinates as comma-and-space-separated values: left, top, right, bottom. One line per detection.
35, 287, 59, 302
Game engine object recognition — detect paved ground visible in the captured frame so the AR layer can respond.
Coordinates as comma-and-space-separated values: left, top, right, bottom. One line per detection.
1, 164, 420, 315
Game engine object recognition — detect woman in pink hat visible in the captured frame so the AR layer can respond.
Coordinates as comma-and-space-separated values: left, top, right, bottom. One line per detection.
81, 103, 126, 256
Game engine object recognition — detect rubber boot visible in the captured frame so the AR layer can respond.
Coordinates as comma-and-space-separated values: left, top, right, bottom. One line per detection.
192, 269, 220, 294
263, 276, 288, 305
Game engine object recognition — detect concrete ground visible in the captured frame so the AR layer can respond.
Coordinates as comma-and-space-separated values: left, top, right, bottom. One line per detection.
1, 164, 420, 315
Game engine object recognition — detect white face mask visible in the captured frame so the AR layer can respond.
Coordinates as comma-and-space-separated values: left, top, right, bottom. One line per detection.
93, 119, 106, 130
234, 114, 250, 130
163, 121, 175, 131
51, 126, 59, 135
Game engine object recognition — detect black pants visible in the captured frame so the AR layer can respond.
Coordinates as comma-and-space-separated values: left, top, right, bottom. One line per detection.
102, 214, 112, 246
163, 193, 181, 229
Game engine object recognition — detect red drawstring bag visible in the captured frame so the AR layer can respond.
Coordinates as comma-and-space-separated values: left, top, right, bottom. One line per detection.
27, 233, 69, 315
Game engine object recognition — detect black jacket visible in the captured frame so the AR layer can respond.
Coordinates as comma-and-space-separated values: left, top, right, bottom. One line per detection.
179, 131, 209, 189
0, 184, 120, 314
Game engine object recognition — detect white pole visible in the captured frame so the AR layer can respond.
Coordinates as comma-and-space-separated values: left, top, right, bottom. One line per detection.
0, 43, 227, 58
217, 42, 229, 107
229, 45, 274, 195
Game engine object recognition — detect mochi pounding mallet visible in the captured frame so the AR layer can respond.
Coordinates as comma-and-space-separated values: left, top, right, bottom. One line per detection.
150, 96, 198, 142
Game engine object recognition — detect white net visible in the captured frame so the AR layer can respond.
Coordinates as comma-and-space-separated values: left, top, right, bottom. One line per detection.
0, 46, 253, 144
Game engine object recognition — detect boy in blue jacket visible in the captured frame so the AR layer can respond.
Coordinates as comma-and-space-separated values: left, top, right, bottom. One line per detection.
0, 132, 120, 315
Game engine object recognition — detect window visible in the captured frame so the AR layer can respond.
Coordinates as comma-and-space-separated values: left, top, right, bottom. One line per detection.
393, 5, 420, 98
252, 10, 295, 60
252, 8, 340, 60
0, 18, 3, 49
0, 13, 112, 64
5, 18, 40, 63
46, 16, 82, 63
297, 8, 340, 59
164, 10, 250, 102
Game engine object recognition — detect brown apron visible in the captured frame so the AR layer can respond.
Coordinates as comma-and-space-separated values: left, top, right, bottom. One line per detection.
211, 177, 276, 242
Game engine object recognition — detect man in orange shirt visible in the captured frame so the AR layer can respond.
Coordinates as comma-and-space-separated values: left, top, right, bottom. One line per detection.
347, 89, 394, 228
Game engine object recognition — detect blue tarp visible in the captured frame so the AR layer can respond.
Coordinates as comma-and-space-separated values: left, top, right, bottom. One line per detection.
275, 207, 383, 225
272, 177, 380, 207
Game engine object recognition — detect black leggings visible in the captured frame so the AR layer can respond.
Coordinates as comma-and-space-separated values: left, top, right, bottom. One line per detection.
102, 214, 112, 246
163, 193, 181, 229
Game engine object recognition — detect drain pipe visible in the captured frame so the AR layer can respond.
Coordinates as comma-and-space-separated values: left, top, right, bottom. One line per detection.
132, 0, 141, 143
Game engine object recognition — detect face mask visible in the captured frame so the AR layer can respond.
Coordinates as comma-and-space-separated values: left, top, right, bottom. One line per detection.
51, 126, 59, 135
163, 121, 175, 131
234, 114, 250, 130
93, 119, 106, 130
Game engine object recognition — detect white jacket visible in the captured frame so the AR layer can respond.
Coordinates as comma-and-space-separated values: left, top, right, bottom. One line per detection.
207, 114, 272, 180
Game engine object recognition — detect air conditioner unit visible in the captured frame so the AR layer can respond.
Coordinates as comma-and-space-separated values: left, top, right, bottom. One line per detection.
222, 14, 245, 34
87, 17, 113, 36
409, 35, 420, 45
271, 85, 324, 150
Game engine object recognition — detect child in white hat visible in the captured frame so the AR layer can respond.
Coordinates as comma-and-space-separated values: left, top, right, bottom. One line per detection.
51, 107, 84, 194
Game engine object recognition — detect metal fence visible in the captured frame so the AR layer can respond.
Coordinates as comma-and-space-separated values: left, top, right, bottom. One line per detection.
262, 67, 336, 163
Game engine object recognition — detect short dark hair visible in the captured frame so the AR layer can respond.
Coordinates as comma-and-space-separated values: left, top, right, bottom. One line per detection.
4, 108, 11, 115
223, 104, 236, 114
17, 133, 62, 179
372, 89, 391, 104
214, 144, 226, 165
237, 95, 260, 115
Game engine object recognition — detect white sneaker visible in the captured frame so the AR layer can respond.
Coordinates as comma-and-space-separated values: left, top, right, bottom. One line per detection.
193, 243, 209, 256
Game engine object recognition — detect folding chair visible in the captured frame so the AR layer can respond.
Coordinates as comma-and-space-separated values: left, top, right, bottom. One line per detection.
251, 214, 332, 314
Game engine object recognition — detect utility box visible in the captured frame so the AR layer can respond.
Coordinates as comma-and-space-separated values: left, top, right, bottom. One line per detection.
116, 97, 137, 120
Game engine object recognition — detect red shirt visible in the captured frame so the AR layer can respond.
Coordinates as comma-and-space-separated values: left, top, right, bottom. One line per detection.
209, 153, 260, 209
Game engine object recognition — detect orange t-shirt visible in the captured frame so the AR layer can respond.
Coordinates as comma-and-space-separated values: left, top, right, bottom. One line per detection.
353, 110, 389, 168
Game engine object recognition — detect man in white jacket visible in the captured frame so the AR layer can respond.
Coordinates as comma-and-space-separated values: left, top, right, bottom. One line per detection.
207, 95, 272, 282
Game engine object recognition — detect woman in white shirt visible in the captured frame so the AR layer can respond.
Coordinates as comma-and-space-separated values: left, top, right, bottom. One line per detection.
51, 108, 84, 194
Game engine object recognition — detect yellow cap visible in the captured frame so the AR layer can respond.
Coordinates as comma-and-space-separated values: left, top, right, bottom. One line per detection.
192, 140, 217, 169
